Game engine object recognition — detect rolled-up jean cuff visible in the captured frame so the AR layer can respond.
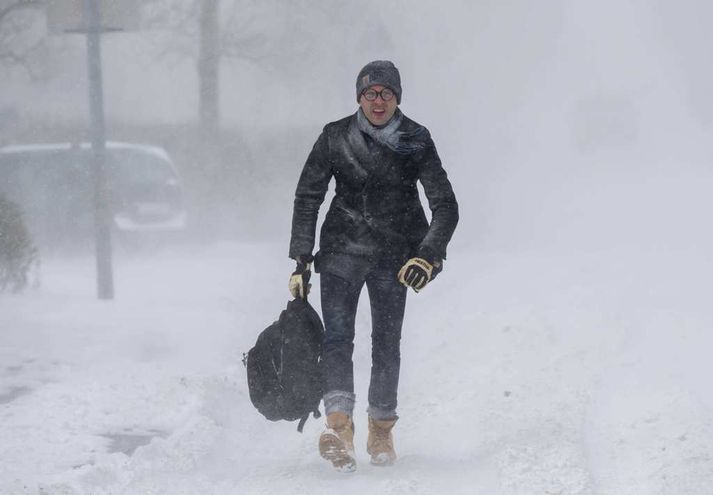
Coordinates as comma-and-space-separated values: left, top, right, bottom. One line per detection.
324, 390, 356, 416
367, 404, 398, 421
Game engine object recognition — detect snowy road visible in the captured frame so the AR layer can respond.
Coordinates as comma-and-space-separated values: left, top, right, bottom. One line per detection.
1, 241, 712, 494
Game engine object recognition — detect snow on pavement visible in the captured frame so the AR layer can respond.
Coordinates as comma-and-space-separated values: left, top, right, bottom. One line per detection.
1, 241, 712, 494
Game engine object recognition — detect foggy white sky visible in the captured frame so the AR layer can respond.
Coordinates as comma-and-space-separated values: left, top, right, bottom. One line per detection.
2, 0, 712, 252
1, 1, 706, 139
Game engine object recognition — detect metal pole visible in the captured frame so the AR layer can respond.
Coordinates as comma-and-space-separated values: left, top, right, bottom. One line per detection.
84, 0, 114, 299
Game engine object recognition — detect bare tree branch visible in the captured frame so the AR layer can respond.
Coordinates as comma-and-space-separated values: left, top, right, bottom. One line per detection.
0, 0, 42, 23
0, 0, 48, 78
140, 0, 390, 132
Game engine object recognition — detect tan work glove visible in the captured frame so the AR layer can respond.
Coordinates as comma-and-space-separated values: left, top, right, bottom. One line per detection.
398, 257, 439, 292
288, 258, 312, 299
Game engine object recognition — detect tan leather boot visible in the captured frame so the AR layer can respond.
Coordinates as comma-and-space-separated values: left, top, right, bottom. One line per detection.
319, 412, 356, 472
367, 416, 398, 466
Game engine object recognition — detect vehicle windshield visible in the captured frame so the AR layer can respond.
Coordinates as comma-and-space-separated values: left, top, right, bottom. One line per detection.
107, 149, 176, 186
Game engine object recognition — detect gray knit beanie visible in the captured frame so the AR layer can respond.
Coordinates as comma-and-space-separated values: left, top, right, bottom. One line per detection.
356, 60, 402, 104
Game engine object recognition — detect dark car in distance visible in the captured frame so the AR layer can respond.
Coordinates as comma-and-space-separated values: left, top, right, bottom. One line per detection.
0, 142, 186, 247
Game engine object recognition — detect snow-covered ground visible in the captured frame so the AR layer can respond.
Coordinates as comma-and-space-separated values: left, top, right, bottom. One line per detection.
4, 0, 713, 491
2, 228, 712, 494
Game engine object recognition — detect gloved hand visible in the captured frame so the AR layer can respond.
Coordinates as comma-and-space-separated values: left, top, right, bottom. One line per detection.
398, 257, 442, 292
288, 256, 312, 299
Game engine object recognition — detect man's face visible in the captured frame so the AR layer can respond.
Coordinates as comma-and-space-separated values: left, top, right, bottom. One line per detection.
359, 84, 398, 126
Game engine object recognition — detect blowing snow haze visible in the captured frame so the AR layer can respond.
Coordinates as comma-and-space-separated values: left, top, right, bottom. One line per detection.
0, 0, 710, 249
1, 1, 713, 493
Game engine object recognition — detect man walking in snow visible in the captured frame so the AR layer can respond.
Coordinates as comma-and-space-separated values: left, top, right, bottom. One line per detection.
288, 60, 458, 471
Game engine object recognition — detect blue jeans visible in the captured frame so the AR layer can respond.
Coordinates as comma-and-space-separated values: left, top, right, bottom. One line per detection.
319, 257, 407, 420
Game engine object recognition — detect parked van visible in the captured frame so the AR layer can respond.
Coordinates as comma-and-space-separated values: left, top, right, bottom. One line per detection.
0, 142, 186, 247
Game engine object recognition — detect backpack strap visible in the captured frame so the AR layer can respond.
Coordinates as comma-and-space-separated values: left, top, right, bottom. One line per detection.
297, 413, 310, 433
296, 407, 322, 433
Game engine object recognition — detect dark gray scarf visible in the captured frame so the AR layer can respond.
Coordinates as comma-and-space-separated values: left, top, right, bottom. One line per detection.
357, 108, 427, 155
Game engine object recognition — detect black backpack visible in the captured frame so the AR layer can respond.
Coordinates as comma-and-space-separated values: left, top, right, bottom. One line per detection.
245, 298, 324, 432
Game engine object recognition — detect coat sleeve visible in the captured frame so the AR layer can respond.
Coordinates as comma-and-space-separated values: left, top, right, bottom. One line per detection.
416, 133, 459, 261
289, 130, 332, 259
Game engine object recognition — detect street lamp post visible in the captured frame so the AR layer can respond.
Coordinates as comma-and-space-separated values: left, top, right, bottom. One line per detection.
47, 0, 139, 299
84, 0, 113, 300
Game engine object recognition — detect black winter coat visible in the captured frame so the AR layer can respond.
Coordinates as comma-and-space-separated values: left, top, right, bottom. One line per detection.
289, 111, 458, 265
